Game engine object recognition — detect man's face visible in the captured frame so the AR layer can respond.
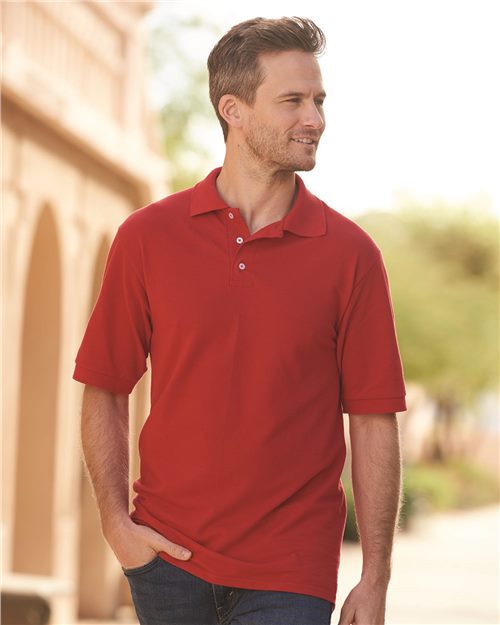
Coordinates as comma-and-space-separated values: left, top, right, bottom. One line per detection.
241, 50, 326, 173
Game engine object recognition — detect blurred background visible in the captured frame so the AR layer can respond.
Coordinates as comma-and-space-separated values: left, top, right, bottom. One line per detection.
1, 1, 498, 624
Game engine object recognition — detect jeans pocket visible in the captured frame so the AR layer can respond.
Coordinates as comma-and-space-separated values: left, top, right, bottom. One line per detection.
122, 554, 162, 576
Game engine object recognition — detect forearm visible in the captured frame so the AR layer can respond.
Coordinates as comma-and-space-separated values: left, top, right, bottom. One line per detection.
348, 412, 402, 585
80, 384, 130, 536
80, 385, 193, 564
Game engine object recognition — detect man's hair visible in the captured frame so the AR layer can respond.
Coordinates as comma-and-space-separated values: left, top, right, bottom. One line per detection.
207, 17, 326, 141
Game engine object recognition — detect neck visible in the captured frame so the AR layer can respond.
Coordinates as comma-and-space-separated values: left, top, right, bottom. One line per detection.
216, 143, 297, 235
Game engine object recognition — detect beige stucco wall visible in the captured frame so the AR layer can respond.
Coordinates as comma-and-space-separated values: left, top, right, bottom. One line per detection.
1, 2, 166, 623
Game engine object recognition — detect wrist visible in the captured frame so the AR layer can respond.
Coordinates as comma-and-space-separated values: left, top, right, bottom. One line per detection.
361, 565, 391, 588
101, 512, 133, 541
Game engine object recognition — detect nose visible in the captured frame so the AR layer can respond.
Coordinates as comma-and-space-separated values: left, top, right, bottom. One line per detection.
303, 100, 325, 131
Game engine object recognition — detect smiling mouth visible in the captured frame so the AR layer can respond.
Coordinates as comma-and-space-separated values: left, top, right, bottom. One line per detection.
291, 138, 316, 145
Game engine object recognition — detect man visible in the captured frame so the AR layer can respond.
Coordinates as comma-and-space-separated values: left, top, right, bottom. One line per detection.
74, 16, 406, 625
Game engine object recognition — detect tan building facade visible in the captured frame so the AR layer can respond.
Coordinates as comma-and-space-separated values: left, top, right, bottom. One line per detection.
1, 2, 166, 622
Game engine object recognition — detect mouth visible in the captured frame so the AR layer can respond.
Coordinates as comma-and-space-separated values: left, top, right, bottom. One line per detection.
290, 137, 318, 146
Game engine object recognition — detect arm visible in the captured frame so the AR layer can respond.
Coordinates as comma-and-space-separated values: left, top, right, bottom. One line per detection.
81, 384, 192, 567
338, 412, 402, 625
81, 384, 129, 529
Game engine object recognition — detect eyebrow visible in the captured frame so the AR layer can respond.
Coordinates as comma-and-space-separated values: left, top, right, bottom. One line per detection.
276, 90, 327, 100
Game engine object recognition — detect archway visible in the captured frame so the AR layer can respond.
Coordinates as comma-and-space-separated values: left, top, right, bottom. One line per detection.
12, 205, 61, 575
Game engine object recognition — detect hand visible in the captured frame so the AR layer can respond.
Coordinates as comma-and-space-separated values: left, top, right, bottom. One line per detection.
337, 578, 387, 625
104, 517, 192, 569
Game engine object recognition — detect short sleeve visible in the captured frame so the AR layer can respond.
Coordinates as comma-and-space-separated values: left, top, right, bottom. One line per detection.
337, 250, 407, 414
73, 224, 152, 394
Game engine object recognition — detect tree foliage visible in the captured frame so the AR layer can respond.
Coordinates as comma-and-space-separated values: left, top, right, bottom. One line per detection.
356, 203, 499, 406
147, 14, 222, 192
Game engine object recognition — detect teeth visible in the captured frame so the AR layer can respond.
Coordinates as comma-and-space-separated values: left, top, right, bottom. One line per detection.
292, 138, 314, 144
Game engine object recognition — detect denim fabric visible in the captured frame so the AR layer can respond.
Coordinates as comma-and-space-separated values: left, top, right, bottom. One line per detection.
123, 555, 334, 625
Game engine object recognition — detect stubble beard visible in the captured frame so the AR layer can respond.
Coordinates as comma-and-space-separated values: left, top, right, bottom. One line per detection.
245, 118, 318, 174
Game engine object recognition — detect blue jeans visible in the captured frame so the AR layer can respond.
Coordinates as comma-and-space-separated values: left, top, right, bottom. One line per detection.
123, 555, 334, 625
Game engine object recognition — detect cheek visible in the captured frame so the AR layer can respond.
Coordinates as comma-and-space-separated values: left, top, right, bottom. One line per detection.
268, 105, 299, 126
283, 113, 306, 132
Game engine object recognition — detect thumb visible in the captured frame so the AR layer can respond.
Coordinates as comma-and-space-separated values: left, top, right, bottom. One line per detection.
155, 534, 192, 561
338, 603, 355, 625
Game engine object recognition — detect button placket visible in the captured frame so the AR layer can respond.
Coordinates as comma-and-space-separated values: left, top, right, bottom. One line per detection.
226, 207, 251, 285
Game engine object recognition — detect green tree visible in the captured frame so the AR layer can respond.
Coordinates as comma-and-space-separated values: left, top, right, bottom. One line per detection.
147, 13, 222, 192
356, 202, 499, 460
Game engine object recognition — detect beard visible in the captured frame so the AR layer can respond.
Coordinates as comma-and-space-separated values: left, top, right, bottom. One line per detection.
244, 115, 319, 173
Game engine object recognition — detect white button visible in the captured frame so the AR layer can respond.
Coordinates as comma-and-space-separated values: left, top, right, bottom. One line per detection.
236, 236, 244, 244
228, 211, 234, 219
238, 262, 246, 270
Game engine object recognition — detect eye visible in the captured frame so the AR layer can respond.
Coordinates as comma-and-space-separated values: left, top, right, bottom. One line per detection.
285, 98, 300, 104
315, 99, 325, 107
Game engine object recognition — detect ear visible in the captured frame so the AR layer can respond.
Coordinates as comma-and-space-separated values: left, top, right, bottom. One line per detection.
218, 94, 244, 132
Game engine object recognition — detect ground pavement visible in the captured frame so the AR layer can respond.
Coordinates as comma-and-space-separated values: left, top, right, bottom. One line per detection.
334, 503, 500, 625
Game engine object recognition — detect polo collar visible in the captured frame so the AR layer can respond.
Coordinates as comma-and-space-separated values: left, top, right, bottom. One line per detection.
190, 167, 326, 238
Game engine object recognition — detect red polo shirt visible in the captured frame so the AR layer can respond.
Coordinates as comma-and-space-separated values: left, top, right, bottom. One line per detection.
73, 167, 406, 606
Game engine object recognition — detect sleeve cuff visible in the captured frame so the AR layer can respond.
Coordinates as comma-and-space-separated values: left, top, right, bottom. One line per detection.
341, 396, 407, 414
72, 362, 135, 394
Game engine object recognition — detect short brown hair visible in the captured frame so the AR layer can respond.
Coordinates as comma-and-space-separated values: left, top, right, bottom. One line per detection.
207, 17, 326, 141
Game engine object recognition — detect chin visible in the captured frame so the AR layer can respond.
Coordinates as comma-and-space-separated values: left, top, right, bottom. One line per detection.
271, 157, 317, 174
293, 160, 317, 172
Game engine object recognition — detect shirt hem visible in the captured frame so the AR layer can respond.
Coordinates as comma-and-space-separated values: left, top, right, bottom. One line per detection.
341, 396, 407, 413
72, 362, 135, 394
158, 552, 336, 606
130, 512, 337, 606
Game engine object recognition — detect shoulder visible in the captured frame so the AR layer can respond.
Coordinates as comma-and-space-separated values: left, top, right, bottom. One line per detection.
321, 201, 382, 271
118, 186, 193, 238
323, 203, 379, 250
